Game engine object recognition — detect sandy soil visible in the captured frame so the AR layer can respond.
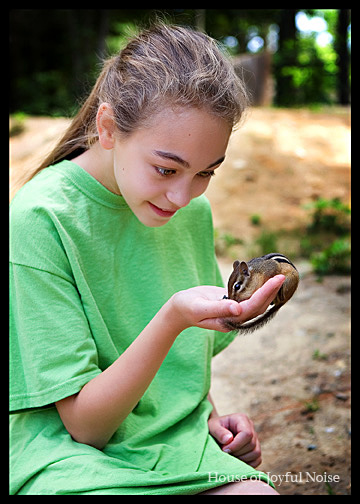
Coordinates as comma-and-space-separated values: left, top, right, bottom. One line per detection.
206, 107, 350, 240
9, 108, 351, 495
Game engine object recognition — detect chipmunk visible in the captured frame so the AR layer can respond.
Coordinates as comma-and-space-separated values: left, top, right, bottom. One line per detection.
222, 253, 299, 333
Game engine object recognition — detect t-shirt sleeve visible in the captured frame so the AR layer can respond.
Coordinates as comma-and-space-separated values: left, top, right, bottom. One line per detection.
10, 262, 102, 412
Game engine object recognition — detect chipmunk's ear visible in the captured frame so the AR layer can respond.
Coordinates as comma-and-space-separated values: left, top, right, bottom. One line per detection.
233, 260, 240, 269
239, 261, 250, 276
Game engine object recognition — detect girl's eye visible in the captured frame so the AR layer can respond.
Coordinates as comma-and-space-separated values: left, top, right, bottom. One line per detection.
197, 170, 215, 178
155, 167, 176, 177
154, 166, 215, 178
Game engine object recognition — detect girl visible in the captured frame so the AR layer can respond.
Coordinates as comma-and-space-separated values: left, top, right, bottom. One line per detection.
10, 23, 283, 495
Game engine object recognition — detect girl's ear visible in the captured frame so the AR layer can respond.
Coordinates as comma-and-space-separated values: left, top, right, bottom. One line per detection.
97, 103, 116, 150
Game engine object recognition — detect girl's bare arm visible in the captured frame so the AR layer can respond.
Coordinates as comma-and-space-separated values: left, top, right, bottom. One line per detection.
56, 278, 284, 450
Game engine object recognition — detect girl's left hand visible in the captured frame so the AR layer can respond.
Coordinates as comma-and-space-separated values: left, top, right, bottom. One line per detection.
208, 413, 262, 468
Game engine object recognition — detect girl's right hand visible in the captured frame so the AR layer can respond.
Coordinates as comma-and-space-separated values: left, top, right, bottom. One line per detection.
170, 286, 241, 332
170, 275, 285, 333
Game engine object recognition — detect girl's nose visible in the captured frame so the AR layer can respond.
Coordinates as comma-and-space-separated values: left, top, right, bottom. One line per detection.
166, 182, 192, 209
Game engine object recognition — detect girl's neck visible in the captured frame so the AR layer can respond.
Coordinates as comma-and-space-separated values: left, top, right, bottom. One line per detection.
71, 142, 120, 195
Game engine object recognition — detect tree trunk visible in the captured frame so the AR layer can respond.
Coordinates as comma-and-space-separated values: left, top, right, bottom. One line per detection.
274, 9, 298, 106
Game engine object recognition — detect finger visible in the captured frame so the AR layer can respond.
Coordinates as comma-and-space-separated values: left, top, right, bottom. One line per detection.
195, 299, 243, 327
222, 275, 285, 327
208, 417, 234, 445
213, 427, 234, 446
238, 275, 285, 320
232, 437, 261, 462
245, 455, 262, 468
231, 436, 258, 457
221, 415, 255, 452
247, 274, 285, 308
199, 298, 243, 318
222, 431, 254, 454
237, 449, 262, 467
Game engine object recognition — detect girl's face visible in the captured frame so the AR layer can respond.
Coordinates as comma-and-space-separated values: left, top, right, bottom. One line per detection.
112, 107, 231, 227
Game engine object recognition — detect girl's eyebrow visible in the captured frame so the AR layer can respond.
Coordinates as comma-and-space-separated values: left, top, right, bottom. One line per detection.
207, 156, 226, 169
153, 150, 225, 169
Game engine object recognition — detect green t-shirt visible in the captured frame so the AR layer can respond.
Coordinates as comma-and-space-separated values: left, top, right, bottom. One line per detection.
10, 160, 272, 495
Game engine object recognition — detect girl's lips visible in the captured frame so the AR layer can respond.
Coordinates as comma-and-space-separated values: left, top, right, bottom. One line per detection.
148, 202, 178, 218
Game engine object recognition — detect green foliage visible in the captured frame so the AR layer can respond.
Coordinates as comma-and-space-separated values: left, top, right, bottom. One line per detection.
305, 197, 350, 234
304, 398, 320, 413
10, 9, 350, 115
310, 237, 351, 275
312, 348, 328, 360
106, 22, 139, 54
214, 230, 244, 257
250, 214, 262, 226
254, 230, 279, 256
301, 197, 351, 275
15, 71, 78, 117
9, 112, 28, 137
275, 34, 338, 106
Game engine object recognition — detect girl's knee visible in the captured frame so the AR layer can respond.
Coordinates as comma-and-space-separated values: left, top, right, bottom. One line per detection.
199, 479, 279, 495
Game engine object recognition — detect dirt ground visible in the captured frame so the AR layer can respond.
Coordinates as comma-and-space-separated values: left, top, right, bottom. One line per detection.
9, 108, 351, 495
214, 260, 351, 495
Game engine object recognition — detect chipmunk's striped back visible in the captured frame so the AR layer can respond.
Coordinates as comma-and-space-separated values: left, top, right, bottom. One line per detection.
254, 253, 297, 271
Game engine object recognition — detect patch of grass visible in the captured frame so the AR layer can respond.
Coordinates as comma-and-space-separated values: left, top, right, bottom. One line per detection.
312, 349, 328, 361
9, 112, 28, 137
302, 197, 351, 276
214, 229, 244, 258
311, 238, 351, 275
303, 398, 320, 413
250, 213, 262, 226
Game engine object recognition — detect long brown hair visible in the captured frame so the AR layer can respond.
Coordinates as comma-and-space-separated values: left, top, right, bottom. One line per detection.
28, 22, 249, 182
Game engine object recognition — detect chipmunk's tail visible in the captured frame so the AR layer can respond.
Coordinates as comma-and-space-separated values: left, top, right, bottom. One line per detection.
222, 303, 282, 334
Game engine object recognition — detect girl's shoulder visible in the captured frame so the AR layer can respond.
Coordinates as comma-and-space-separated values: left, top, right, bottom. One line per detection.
9, 162, 87, 275
11, 162, 74, 215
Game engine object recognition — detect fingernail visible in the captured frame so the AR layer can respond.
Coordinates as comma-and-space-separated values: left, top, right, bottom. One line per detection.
229, 303, 240, 315
275, 274, 285, 283
222, 433, 233, 444
223, 447, 232, 454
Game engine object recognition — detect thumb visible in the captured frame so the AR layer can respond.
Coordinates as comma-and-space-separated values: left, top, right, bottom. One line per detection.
211, 424, 234, 446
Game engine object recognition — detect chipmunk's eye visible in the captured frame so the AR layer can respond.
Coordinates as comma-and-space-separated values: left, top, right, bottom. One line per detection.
234, 282, 242, 291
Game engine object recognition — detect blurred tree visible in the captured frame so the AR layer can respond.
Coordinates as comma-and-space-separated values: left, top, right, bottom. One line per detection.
9, 9, 150, 115
336, 9, 351, 104
9, 9, 351, 115
273, 9, 298, 106
273, 9, 350, 106
10, 9, 111, 115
